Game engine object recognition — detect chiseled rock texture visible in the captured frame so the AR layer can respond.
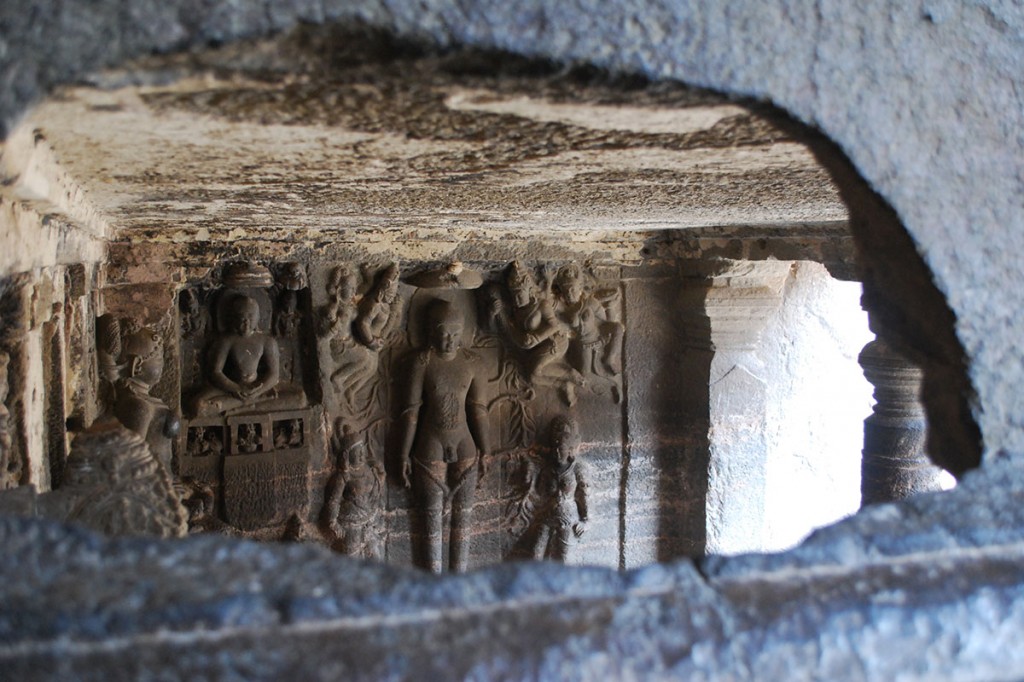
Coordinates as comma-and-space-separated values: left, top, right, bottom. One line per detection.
3, 458, 1024, 680
2, 0, 1024, 679
3, 1, 1023, 461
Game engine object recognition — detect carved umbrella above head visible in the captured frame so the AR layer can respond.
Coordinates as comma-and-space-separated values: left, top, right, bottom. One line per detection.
404, 262, 484, 290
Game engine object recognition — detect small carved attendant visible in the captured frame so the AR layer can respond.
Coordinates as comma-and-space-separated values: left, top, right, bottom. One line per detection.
527, 415, 589, 562
179, 289, 206, 339
322, 419, 384, 560
273, 419, 303, 449
492, 261, 577, 388
399, 299, 491, 573
273, 263, 307, 337
355, 263, 401, 351
331, 263, 402, 408
186, 426, 223, 457
319, 264, 358, 345
552, 264, 624, 388
112, 326, 181, 472
238, 423, 261, 453
192, 293, 303, 416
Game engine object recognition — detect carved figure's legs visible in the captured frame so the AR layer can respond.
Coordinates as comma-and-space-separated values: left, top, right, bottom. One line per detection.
364, 529, 383, 562
600, 321, 624, 375
530, 523, 551, 561
448, 459, 478, 573
414, 462, 447, 573
545, 524, 571, 562
530, 336, 583, 386
329, 347, 379, 407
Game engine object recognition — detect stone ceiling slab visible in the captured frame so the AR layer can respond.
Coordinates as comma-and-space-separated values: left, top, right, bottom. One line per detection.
13, 31, 846, 245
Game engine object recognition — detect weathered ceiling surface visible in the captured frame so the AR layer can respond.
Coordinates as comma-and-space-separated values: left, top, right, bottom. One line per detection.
18, 26, 846, 249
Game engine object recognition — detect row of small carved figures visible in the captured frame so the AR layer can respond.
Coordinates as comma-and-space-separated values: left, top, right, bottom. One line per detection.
186, 419, 304, 457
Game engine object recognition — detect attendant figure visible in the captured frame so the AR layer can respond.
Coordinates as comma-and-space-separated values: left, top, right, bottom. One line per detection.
112, 326, 180, 472
527, 416, 589, 562
322, 419, 384, 560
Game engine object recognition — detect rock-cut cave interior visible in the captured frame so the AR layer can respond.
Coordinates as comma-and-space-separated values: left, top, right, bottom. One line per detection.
0, 25, 956, 573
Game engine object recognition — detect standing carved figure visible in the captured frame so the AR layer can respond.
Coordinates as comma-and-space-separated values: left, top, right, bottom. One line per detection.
179, 289, 206, 339
112, 326, 181, 472
273, 263, 307, 337
526, 415, 589, 561
322, 419, 384, 559
399, 299, 491, 573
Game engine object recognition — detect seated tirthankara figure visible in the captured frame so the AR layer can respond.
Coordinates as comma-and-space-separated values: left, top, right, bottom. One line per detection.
191, 292, 306, 417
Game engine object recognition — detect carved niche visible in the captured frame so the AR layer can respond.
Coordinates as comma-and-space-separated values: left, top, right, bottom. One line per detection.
159, 257, 624, 571
177, 261, 320, 534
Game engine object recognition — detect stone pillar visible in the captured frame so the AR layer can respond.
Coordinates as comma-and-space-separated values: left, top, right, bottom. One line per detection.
679, 260, 792, 555
859, 337, 946, 505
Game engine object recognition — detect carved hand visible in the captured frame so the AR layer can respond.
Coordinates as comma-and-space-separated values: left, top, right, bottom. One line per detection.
239, 382, 265, 400
573, 519, 588, 538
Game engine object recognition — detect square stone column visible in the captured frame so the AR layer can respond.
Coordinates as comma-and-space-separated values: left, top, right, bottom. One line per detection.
678, 260, 792, 556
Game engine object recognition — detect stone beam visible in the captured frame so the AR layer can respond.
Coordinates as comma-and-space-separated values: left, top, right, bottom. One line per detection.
0, 126, 108, 276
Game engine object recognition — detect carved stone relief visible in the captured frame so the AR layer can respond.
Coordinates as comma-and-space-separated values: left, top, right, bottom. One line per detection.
178, 261, 319, 535
40, 420, 188, 538
398, 289, 491, 573
507, 415, 590, 562
321, 262, 402, 417
321, 418, 385, 559
95, 318, 181, 473
75, 257, 624, 570
487, 261, 623, 407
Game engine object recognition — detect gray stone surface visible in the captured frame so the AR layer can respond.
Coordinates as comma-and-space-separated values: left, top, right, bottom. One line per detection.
3, 456, 1024, 680
2, 1, 1023, 679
